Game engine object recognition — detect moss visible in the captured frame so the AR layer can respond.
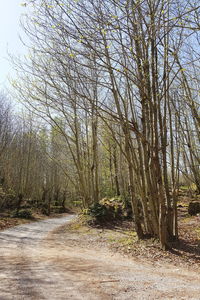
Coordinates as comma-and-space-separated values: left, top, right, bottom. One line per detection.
124, 230, 137, 237
108, 235, 117, 243
177, 202, 188, 207
69, 223, 82, 231
118, 237, 136, 246
190, 183, 197, 191
195, 228, 200, 238
182, 217, 193, 223
179, 185, 189, 191
107, 230, 137, 246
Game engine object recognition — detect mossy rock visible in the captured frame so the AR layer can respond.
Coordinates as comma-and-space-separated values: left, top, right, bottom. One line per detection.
188, 201, 200, 216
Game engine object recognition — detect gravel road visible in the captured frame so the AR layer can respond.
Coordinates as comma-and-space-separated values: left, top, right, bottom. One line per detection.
0, 215, 199, 300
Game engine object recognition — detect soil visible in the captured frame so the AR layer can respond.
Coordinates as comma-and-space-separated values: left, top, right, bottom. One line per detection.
0, 212, 200, 299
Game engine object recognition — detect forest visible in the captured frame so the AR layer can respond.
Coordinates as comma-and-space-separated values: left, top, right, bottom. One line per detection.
0, 0, 200, 252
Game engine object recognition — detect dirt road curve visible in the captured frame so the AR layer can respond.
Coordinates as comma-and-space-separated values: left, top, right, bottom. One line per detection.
0, 215, 199, 300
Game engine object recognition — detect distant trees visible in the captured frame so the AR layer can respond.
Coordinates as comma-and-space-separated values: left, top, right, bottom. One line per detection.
0, 97, 71, 213
0, 94, 13, 166
8, 0, 200, 249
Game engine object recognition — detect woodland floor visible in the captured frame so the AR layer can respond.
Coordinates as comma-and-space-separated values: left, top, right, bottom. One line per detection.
0, 192, 199, 299
0, 215, 199, 300
59, 191, 200, 271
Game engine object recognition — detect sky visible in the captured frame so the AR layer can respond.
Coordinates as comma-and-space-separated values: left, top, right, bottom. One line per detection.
0, 1, 27, 89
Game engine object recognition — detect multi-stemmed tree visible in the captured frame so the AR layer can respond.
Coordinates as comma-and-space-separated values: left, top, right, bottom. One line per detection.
10, 0, 200, 248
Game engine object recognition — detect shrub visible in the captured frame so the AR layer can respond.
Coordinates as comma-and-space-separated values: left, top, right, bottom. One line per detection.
0, 188, 17, 210
51, 205, 67, 213
188, 201, 200, 216
84, 197, 132, 226
87, 200, 123, 223
41, 207, 49, 216
100, 197, 128, 218
88, 203, 108, 220
12, 209, 33, 219
82, 203, 109, 226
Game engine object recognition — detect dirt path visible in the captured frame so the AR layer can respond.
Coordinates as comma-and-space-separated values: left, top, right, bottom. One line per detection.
0, 215, 199, 300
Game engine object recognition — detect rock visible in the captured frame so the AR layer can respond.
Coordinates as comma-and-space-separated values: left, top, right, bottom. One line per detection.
188, 201, 200, 216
